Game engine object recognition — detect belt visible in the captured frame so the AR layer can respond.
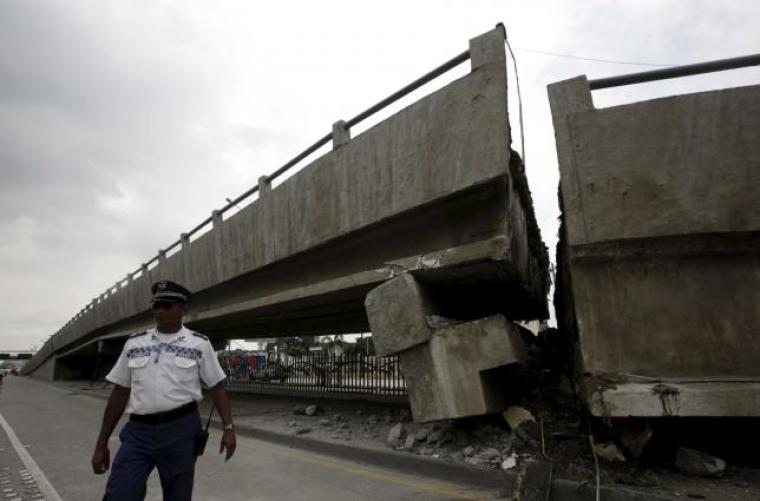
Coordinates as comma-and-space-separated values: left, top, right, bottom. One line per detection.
130, 401, 197, 424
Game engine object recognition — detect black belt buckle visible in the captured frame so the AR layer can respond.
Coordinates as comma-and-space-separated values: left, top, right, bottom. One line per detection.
194, 430, 209, 456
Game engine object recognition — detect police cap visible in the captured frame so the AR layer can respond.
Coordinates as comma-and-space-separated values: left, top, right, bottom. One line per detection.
151, 280, 192, 303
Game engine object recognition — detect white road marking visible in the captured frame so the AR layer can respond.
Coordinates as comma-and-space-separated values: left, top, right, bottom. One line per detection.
0, 412, 63, 501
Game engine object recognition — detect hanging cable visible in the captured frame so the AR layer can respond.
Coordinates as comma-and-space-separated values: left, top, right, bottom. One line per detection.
499, 23, 527, 167
588, 422, 601, 501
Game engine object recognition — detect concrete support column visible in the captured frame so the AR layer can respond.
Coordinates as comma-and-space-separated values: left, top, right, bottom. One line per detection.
157, 249, 167, 266
332, 120, 351, 149
127, 272, 134, 285
258, 176, 272, 197
469, 24, 506, 71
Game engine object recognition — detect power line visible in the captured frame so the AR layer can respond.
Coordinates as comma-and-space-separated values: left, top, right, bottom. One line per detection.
514, 46, 675, 68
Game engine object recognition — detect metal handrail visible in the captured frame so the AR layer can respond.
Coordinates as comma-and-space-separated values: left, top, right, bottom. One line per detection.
69, 46, 473, 324
589, 53, 760, 90
346, 50, 470, 128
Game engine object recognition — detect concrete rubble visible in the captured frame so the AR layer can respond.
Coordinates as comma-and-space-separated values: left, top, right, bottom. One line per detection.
366, 272, 533, 422
269, 339, 750, 499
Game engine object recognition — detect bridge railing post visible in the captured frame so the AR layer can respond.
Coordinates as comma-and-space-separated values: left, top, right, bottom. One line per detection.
258, 176, 272, 197
332, 120, 350, 149
179, 233, 190, 286
211, 211, 224, 281
141, 263, 150, 287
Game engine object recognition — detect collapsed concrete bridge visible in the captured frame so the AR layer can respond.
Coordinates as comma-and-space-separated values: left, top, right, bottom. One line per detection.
550, 71, 760, 417
23, 26, 550, 422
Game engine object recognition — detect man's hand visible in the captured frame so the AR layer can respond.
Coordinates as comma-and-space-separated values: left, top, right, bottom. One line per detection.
91, 384, 129, 475
91, 444, 110, 474
211, 382, 235, 461
219, 429, 236, 461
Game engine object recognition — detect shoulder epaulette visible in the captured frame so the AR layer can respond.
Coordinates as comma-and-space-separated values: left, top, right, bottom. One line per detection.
129, 330, 148, 339
191, 331, 209, 341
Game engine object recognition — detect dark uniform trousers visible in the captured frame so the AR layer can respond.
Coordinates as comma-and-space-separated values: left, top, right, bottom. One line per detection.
103, 410, 201, 501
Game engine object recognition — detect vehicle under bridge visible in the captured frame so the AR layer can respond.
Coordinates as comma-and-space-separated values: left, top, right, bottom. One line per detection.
23, 25, 550, 423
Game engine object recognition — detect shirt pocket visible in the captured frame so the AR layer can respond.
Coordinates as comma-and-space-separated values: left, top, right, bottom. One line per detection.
174, 356, 198, 383
128, 356, 150, 382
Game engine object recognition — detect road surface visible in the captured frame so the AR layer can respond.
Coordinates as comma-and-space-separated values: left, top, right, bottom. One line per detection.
0, 377, 504, 500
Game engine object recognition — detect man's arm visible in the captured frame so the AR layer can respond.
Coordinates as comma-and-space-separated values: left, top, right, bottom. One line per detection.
91, 384, 130, 474
211, 382, 236, 461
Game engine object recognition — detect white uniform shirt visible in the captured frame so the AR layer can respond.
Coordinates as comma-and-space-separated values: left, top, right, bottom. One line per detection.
106, 326, 226, 415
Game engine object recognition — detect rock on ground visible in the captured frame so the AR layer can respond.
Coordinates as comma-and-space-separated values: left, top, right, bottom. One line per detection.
387, 423, 405, 444
675, 447, 726, 478
479, 447, 501, 460
402, 435, 416, 450
414, 426, 432, 442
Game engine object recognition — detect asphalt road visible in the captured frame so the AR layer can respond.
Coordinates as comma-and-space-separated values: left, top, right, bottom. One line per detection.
0, 377, 504, 500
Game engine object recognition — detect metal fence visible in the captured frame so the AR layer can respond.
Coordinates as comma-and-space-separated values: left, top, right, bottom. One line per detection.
220, 352, 407, 398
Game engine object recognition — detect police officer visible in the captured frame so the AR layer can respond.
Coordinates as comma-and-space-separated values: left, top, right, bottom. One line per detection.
91, 280, 236, 500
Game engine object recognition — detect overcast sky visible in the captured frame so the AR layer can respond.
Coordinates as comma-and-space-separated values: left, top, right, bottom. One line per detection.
1, 1, 758, 351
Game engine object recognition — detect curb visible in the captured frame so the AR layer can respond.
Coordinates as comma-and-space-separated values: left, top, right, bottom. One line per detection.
551, 478, 675, 501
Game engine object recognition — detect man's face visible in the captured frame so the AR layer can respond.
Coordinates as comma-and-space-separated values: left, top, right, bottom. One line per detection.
152, 301, 187, 332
